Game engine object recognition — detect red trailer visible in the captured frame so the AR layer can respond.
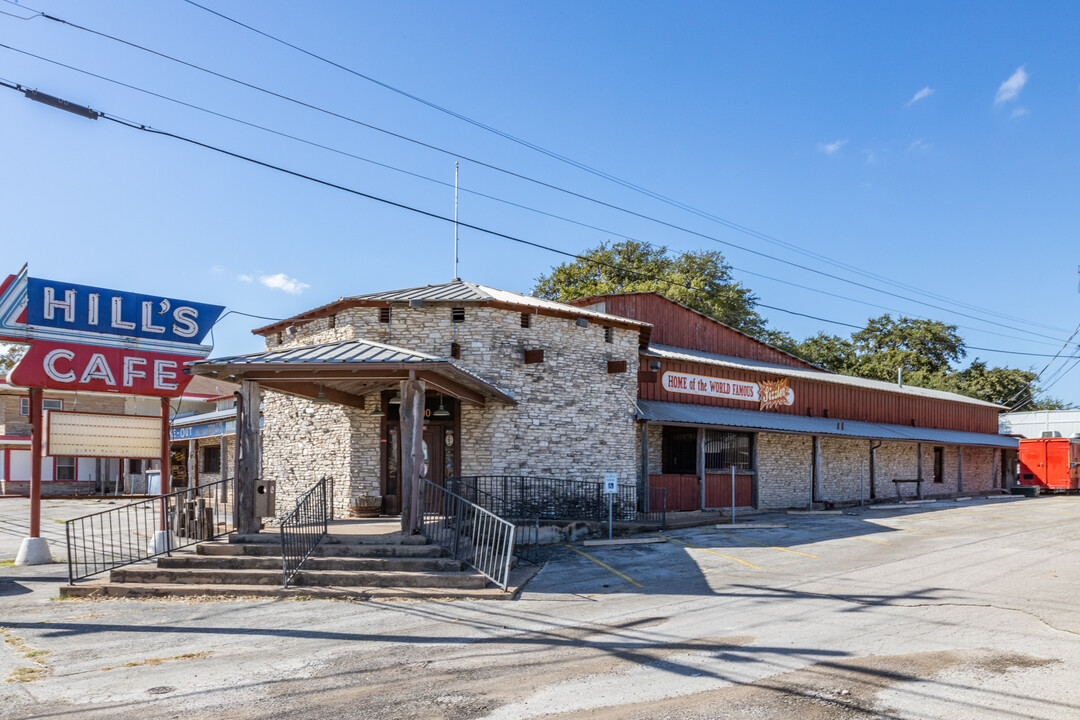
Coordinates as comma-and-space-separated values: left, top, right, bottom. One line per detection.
1018, 437, 1080, 492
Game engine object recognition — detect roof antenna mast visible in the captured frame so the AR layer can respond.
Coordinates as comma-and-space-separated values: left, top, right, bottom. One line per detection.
453, 162, 460, 282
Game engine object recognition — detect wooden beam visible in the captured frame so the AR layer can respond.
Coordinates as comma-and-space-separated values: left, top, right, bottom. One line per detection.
399, 376, 425, 535
414, 370, 486, 406
258, 380, 367, 409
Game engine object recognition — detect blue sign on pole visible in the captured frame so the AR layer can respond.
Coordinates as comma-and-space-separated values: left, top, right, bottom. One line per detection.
27, 277, 224, 345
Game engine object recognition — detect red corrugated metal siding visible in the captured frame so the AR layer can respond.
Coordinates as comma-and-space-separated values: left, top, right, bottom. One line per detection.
649, 473, 699, 511
640, 357, 1000, 434
703, 473, 754, 508
591, 294, 820, 369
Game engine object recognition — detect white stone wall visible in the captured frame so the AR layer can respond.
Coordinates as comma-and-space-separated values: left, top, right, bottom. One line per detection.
260, 303, 641, 510
756, 432, 813, 509
819, 437, 871, 504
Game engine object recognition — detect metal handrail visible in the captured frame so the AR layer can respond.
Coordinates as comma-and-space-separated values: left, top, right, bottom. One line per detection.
419, 477, 516, 590
64, 477, 235, 584
448, 476, 667, 527
280, 475, 331, 588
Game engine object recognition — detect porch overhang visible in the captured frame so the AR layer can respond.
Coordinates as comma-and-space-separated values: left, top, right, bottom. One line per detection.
187, 338, 516, 408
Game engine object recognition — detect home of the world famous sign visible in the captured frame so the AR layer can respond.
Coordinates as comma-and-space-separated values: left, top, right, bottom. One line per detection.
0, 265, 223, 397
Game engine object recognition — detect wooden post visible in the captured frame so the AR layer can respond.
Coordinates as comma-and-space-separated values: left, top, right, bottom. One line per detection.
237, 380, 261, 535
639, 422, 649, 514
812, 436, 822, 505
187, 439, 197, 490
399, 375, 425, 534
219, 432, 229, 503
916, 442, 923, 499
28, 387, 42, 539
696, 427, 706, 511
957, 447, 964, 494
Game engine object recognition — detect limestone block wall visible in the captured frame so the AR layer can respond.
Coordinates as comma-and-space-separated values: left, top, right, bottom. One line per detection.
756, 432, 812, 509
873, 441, 918, 498
819, 437, 871, 504
192, 435, 237, 486
962, 447, 996, 493
261, 392, 382, 518
646, 424, 663, 475
260, 302, 642, 508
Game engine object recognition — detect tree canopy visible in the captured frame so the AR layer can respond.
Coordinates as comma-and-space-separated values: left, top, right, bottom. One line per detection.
791, 315, 1069, 410
534, 240, 791, 344
0, 344, 25, 374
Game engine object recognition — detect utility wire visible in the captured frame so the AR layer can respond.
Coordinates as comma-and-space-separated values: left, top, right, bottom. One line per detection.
2, 43, 1069, 351
5, 77, 1076, 364
3, 1, 1068, 339
4, 45, 1071, 354
177, 0, 1056, 333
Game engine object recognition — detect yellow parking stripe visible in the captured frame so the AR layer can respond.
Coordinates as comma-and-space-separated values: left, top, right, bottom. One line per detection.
661, 535, 762, 569
564, 544, 644, 587
710, 530, 820, 558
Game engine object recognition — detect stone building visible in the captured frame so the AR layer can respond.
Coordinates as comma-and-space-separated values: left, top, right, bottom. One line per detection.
191, 280, 1016, 519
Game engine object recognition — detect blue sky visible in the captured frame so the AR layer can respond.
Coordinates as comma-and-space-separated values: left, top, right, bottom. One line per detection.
1, 1, 1079, 404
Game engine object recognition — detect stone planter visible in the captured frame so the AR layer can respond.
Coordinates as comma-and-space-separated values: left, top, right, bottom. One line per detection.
349, 495, 382, 518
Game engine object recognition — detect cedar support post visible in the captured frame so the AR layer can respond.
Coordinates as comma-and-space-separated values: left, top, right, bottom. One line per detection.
219, 433, 229, 502
237, 380, 261, 535
639, 422, 649, 514
696, 427, 706, 511
399, 374, 426, 534
916, 443, 924, 499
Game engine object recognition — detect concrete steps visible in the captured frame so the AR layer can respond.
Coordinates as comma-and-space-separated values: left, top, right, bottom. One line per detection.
61, 530, 504, 600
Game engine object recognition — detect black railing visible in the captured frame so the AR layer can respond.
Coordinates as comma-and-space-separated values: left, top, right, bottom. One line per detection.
448, 476, 667, 527
419, 477, 516, 590
280, 476, 332, 588
65, 477, 234, 584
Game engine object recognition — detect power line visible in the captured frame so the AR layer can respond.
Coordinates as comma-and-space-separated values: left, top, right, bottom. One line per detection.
177, 0, 1060, 334
3, 1, 1068, 341
4, 43, 1069, 353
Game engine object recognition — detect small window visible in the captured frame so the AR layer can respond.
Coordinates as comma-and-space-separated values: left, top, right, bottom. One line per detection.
604, 326, 614, 343
202, 445, 221, 473
705, 430, 754, 471
56, 457, 76, 481
520, 313, 531, 328
451, 307, 465, 323
20, 398, 63, 415
128, 458, 143, 474
379, 307, 391, 323
933, 447, 944, 483
662, 427, 698, 474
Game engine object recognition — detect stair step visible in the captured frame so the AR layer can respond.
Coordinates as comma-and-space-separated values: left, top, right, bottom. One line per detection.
60, 582, 513, 601
110, 566, 488, 589
198, 542, 446, 558
229, 533, 429, 546
159, 555, 464, 573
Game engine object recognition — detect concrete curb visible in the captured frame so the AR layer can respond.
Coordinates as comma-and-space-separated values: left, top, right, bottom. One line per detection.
582, 537, 667, 547
786, 510, 843, 515
715, 522, 788, 529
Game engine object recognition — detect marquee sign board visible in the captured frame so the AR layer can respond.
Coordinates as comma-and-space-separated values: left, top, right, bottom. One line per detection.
662, 371, 795, 411
0, 265, 224, 397
47, 410, 163, 459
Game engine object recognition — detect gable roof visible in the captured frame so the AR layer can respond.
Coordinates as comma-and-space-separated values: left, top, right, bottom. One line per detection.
252, 279, 651, 339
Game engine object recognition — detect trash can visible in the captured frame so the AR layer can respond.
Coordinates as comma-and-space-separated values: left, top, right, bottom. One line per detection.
254, 479, 276, 517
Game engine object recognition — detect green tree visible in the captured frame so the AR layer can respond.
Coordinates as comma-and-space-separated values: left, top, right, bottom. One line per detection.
849, 315, 966, 380
535, 240, 775, 338
0, 344, 26, 373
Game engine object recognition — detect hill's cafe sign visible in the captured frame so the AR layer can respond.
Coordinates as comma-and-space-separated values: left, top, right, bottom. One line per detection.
661, 370, 794, 411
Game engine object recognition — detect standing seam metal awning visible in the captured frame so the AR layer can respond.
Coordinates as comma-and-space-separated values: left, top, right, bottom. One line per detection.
187, 338, 516, 408
637, 399, 1017, 449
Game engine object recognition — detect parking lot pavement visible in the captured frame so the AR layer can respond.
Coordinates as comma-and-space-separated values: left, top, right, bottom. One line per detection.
0, 497, 134, 562
2, 495, 1080, 719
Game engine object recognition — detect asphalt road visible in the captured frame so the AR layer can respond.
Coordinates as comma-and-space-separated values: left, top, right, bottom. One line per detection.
2, 495, 1079, 719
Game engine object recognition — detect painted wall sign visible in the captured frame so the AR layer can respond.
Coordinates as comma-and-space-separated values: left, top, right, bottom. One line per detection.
661, 371, 795, 411
0, 265, 225, 397
171, 418, 236, 441
47, 410, 162, 459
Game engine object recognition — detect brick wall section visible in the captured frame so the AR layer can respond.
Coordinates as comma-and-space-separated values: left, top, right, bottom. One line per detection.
0, 480, 93, 496
260, 303, 640, 512
756, 432, 812, 509
819, 437, 871, 504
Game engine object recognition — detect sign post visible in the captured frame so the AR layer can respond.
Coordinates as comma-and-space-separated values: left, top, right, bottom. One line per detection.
603, 472, 618, 540
730, 465, 736, 526
0, 265, 223, 565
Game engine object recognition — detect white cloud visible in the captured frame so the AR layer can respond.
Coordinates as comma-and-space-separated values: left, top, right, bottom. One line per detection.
818, 139, 848, 156
210, 264, 225, 274
907, 86, 934, 106
995, 65, 1028, 105
1010, 106, 1030, 118
259, 273, 310, 295
237, 274, 254, 283
908, 138, 933, 152
864, 150, 878, 165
